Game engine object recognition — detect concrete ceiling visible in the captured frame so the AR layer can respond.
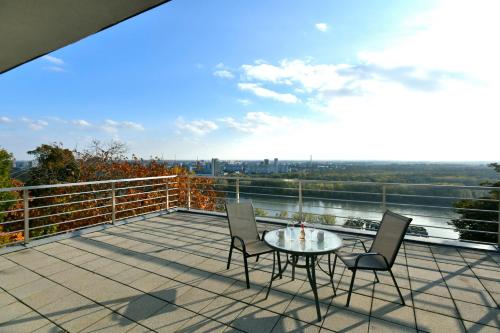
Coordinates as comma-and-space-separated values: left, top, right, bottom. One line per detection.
0, 0, 171, 74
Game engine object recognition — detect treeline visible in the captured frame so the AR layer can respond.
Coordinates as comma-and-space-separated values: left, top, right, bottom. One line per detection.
0, 141, 218, 246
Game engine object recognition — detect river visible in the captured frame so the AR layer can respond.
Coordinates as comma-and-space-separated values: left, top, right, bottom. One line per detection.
243, 195, 459, 240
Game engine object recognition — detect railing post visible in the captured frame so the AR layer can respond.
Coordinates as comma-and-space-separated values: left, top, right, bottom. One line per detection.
298, 180, 303, 222
23, 189, 29, 244
165, 178, 170, 211
497, 190, 500, 247
187, 176, 191, 210
382, 185, 387, 212
111, 182, 116, 225
236, 178, 240, 203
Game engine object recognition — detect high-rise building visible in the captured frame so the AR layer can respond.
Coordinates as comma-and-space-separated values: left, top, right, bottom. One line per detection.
211, 158, 222, 176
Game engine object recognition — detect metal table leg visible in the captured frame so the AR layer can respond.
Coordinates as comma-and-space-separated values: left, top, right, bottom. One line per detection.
305, 255, 322, 322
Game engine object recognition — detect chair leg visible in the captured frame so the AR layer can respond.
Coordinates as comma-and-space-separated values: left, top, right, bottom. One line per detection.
346, 269, 357, 307
373, 270, 379, 283
226, 243, 233, 270
389, 268, 405, 305
256, 255, 259, 262
244, 254, 250, 289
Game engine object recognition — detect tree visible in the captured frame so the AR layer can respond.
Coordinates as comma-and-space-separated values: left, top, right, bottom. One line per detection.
0, 148, 15, 219
27, 143, 80, 185
452, 163, 499, 243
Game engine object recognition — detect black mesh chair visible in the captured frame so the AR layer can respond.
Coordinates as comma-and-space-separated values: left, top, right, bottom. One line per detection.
333, 210, 413, 307
225, 201, 278, 288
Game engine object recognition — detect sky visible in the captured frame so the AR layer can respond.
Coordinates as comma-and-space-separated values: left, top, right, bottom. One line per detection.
1, 0, 499, 161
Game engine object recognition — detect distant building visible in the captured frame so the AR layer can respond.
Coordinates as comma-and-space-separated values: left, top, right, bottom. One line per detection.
211, 158, 222, 176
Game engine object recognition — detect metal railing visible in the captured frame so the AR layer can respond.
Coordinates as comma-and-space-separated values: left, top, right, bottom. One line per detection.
0, 176, 179, 246
0, 174, 499, 248
182, 175, 500, 247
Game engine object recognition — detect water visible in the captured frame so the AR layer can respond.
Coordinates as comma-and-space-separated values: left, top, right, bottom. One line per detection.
244, 195, 459, 240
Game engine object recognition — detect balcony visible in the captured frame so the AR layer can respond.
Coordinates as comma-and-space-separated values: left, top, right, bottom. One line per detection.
0, 176, 499, 332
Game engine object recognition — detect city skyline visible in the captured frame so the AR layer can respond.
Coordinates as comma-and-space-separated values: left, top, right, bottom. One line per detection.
1, 0, 499, 161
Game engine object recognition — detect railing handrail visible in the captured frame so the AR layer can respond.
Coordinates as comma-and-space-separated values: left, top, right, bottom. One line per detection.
0, 175, 178, 192
188, 174, 500, 191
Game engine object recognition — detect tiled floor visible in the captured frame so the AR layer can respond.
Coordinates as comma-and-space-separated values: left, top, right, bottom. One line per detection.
0, 212, 499, 332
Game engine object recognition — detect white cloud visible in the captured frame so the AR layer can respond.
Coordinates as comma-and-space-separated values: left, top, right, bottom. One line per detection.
101, 119, 144, 133
213, 70, 234, 79
175, 117, 218, 136
72, 119, 91, 127
238, 83, 299, 103
219, 112, 291, 134
122, 121, 144, 131
21, 118, 48, 131
42, 55, 64, 65
237, 98, 252, 106
42, 55, 65, 72
0, 116, 12, 123
315, 22, 329, 32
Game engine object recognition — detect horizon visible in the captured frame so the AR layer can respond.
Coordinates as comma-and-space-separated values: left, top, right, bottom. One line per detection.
1, 0, 500, 161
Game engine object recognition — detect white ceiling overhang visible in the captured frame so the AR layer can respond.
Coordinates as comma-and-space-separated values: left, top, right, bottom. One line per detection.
0, 0, 171, 74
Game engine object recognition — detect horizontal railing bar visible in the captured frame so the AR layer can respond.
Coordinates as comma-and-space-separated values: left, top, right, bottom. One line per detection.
386, 192, 499, 202
0, 175, 178, 192
115, 188, 166, 198
0, 198, 23, 204
117, 202, 167, 214
0, 229, 24, 235
1, 207, 24, 214
29, 212, 112, 230
191, 175, 500, 191
29, 196, 112, 211
30, 221, 110, 240
114, 182, 166, 191
31, 188, 112, 200
28, 205, 112, 221
0, 218, 25, 225
116, 195, 166, 207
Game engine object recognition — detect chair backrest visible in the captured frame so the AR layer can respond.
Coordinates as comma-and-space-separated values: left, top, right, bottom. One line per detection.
370, 210, 412, 267
225, 201, 259, 242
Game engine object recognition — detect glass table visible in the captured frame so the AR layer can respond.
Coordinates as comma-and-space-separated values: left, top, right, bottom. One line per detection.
264, 227, 343, 322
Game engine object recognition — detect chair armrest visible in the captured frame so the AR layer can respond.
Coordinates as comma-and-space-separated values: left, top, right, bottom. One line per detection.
354, 252, 390, 269
232, 235, 247, 254
343, 238, 369, 252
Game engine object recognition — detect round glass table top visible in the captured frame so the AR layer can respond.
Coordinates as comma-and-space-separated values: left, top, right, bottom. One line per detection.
264, 227, 343, 255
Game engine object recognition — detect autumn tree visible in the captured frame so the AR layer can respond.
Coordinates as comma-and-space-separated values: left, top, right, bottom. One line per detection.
27, 143, 80, 185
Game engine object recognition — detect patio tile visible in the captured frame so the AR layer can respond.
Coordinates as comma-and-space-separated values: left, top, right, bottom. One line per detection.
283, 295, 329, 324
177, 314, 228, 333
414, 309, 465, 332
322, 306, 369, 333
0, 311, 54, 333
173, 286, 218, 313
462, 320, 500, 333
371, 298, 416, 329
412, 291, 459, 317
230, 305, 281, 333
115, 293, 168, 322
200, 296, 247, 325
271, 315, 321, 332
369, 317, 417, 332
454, 300, 500, 328
252, 287, 294, 314
139, 303, 197, 332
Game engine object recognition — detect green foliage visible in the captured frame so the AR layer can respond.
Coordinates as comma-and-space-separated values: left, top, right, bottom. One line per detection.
452, 162, 499, 243
275, 211, 288, 218
27, 143, 80, 185
291, 212, 336, 225
254, 208, 268, 217
0, 148, 15, 222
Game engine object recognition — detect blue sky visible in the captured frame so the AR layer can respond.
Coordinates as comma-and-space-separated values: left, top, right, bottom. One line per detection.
1, 0, 499, 161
